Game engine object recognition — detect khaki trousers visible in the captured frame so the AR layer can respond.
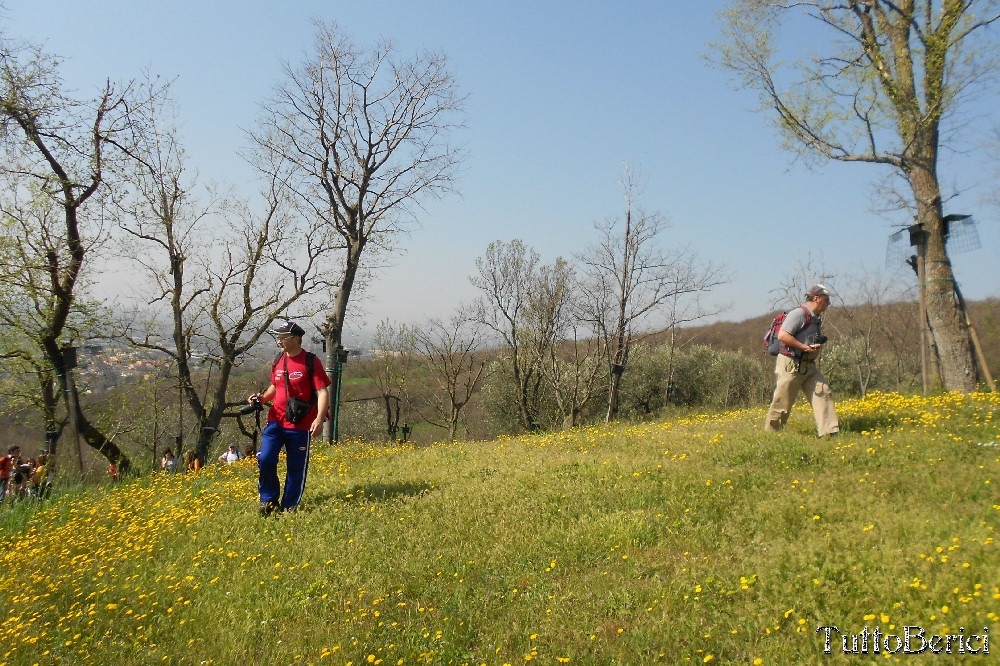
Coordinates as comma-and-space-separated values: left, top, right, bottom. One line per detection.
764, 355, 839, 436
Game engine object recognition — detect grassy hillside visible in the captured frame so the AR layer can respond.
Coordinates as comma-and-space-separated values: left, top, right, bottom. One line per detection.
2, 391, 998, 665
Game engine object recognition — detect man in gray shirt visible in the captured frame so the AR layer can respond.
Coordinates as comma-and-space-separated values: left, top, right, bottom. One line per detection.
764, 284, 839, 436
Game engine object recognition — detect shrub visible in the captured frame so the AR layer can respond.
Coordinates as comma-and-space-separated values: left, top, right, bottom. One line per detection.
616, 343, 668, 417
660, 344, 717, 407
820, 336, 920, 397
338, 399, 385, 442
620, 343, 769, 413
703, 349, 771, 408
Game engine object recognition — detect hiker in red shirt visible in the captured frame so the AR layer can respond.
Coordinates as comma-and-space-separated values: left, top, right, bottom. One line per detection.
0, 445, 21, 503
247, 320, 330, 516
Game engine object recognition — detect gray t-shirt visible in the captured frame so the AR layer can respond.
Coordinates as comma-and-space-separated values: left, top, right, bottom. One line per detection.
780, 305, 823, 359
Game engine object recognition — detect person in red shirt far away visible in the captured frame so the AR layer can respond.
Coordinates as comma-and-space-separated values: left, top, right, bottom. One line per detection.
0, 445, 20, 502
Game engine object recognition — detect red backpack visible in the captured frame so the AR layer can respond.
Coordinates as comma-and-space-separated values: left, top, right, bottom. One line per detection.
763, 306, 811, 356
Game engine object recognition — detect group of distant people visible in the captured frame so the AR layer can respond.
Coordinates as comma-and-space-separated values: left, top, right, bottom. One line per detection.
104, 443, 252, 483
154, 444, 253, 476
0, 445, 54, 502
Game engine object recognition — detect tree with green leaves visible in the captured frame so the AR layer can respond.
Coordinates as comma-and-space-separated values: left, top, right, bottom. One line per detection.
1, 31, 158, 472
0, 199, 73, 440
713, 0, 1000, 392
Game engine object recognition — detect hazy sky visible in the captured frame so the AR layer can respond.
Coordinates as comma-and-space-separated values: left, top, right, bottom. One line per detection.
5, 1, 999, 345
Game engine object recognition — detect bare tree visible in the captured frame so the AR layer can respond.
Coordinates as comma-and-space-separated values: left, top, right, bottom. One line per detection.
658, 258, 732, 406
767, 253, 838, 313
579, 166, 726, 422
0, 32, 160, 473
832, 274, 893, 397
713, 0, 1000, 392
116, 88, 338, 462
529, 258, 607, 429
471, 239, 554, 431
248, 20, 466, 404
416, 307, 488, 441
833, 269, 921, 395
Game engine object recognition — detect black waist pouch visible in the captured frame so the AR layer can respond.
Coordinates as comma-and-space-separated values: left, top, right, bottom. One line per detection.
286, 397, 311, 424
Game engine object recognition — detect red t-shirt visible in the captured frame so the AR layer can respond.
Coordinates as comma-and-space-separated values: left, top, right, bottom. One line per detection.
268, 351, 332, 430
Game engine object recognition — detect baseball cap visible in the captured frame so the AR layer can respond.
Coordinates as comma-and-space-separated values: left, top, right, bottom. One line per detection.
807, 284, 831, 298
270, 320, 306, 337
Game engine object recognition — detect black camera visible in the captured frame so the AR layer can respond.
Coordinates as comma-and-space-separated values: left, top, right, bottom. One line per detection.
240, 395, 264, 415
807, 334, 828, 346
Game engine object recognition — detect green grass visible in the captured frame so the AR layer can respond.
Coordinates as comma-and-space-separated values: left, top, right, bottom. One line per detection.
1, 391, 998, 665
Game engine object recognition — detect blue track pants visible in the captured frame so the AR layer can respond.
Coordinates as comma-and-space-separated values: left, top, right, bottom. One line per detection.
258, 421, 311, 510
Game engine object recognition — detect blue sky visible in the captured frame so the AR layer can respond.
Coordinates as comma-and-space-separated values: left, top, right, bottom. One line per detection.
5, 1, 999, 343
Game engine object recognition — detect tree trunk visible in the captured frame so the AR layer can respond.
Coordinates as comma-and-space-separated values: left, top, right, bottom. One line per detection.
43, 335, 133, 473
323, 237, 365, 444
40, 374, 61, 456
70, 388, 133, 475
605, 371, 622, 423
910, 163, 978, 392
517, 366, 535, 430
605, 338, 628, 423
383, 395, 402, 440
195, 361, 235, 461
447, 408, 458, 441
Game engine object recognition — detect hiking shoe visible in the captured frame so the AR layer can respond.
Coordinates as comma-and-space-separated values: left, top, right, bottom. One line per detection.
259, 501, 279, 517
